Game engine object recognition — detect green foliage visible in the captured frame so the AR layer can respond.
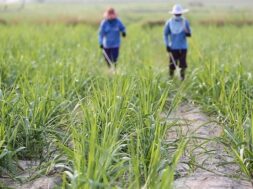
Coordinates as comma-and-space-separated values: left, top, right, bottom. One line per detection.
0, 19, 253, 187
189, 26, 253, 181
0, 24, 187, 188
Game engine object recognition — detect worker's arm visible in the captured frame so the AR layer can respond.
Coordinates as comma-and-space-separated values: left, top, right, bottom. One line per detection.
98, 20, 106, 48
118, 19, 126, 37
185, 20, 192, 37
164, 21, 171, 52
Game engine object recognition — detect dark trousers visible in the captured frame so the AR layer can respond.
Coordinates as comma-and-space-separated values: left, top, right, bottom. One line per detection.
169, 49, 188, 80
169, 49, 188, 70
103, 48, 119, 67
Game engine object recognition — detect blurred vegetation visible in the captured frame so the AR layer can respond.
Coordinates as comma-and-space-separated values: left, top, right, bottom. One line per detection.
0, 1, 253, 188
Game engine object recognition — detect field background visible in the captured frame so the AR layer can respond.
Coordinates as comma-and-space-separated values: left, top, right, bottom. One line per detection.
1, 0, 253, 22
0, 0, 253, 188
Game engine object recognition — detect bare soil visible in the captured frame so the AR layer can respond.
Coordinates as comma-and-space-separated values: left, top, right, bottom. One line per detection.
0, 160, 61, 189
166, 103, 253, 189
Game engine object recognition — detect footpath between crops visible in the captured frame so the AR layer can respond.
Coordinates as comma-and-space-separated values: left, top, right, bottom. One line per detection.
167, 103, 253, 189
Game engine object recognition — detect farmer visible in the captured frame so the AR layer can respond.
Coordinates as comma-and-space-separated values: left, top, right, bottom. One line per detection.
164, 4, 192, 80
98, 7, 126, 70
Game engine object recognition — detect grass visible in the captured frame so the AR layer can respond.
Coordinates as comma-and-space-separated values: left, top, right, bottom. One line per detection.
187, 25, 253, 182
0, 3, 253, 188
0, 24, 188, 188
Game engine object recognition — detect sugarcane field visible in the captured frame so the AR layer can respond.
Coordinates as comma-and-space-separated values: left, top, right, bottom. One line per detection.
0, 0, 253, 188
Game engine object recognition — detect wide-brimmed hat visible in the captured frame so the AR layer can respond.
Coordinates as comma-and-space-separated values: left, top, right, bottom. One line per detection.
104, 7, 117, 20
169, 4, 189, 15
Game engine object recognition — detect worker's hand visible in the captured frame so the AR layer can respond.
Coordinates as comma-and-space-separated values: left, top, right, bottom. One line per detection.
100, 44, 104, 49
166, 46, 171, 53
184, 28, 191, 37
122, 32, 126, 38
185, 32, 191, 37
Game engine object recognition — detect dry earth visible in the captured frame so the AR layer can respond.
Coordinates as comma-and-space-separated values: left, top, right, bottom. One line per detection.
166, 103, 253, 189
0, 160, 61, 189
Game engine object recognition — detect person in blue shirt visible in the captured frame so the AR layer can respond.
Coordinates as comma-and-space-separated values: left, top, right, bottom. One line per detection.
164, 4, 192, 80
98, 8, 126, 69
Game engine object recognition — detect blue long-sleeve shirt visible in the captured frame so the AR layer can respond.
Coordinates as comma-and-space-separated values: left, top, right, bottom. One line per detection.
164, 17, 191, 50
98, 18, 126, 48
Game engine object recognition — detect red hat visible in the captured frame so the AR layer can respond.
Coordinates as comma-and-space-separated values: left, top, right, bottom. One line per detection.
104, 7, 117, 20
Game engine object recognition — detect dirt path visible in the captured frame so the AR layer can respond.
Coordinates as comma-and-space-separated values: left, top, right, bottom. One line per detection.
0, 160, 61, 189
166, 103, 253, 189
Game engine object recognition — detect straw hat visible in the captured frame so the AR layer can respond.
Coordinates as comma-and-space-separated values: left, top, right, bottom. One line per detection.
169, 4, 189, 15
104, 7, 117, 20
